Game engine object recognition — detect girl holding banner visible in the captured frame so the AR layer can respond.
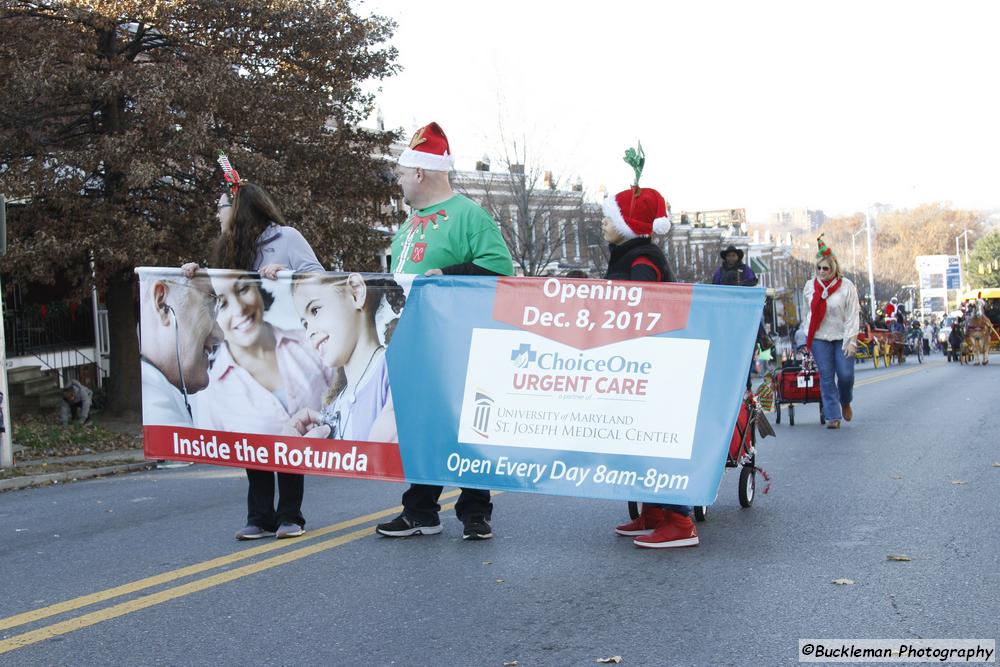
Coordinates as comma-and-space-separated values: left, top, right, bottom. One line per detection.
185, 154, 327, 541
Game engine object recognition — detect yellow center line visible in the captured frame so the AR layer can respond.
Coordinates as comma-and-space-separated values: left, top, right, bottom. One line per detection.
855, 360, 944, 387
0, 489, 462, 633
0, 494, 488, 654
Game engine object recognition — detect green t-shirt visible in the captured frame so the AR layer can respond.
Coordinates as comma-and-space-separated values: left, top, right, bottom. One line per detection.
391, 194, 514, 276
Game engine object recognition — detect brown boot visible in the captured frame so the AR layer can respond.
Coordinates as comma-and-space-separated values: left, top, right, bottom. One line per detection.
842, 404, 853, 422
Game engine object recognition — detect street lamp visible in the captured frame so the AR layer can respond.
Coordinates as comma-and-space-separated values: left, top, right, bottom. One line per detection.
865, 206, 878, 321
955, 227, 971, 289
851, 227, 866, 276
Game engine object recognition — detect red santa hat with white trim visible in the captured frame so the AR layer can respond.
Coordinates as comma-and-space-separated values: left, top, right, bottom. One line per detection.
602, 142, 672, 239
398, 122, 454, 171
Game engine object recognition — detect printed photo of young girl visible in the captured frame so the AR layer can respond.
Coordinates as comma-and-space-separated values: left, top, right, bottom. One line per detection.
287, 273, 407, 443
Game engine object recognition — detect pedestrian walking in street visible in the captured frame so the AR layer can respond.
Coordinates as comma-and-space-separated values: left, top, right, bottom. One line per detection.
375, 121, 514, 541
711, 243, 769, 387
711, 245, 757, 286
184, 153, 326, 541
800, 236, 860, 430
599, 145, 697, 549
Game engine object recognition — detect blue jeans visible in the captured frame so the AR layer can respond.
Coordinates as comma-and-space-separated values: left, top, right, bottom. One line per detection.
810, 338, 855, 422
647, 504, 691, 516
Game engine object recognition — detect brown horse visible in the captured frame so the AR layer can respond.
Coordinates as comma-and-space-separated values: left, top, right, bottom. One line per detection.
965, 300, 991, 366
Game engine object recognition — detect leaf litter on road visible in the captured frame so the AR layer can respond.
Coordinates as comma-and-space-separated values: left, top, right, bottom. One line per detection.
887, 555, 912, 561
596, 657, 623, 664
831, 578, 856, 585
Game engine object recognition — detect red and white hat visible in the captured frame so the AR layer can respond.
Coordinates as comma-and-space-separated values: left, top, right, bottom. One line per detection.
398, 122, 454, 171
602, 186, 672, 240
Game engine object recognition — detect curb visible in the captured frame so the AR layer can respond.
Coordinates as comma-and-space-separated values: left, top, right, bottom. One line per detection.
0, 461, 156, 493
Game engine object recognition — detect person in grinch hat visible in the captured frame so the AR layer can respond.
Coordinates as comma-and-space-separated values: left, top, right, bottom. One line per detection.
375, 121, 513, 542
799, 234, 860, 429
601, 144, 698, 550
599, 147, 675, 283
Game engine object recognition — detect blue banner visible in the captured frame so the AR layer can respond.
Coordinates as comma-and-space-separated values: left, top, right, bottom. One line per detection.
388, 276, 764, 505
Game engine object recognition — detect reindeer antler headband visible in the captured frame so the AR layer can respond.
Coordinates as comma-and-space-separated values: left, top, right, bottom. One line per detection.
217, 150, 245, 194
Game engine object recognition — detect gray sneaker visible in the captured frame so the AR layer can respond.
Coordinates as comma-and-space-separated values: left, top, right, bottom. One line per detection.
235, 525, 274, 541
276, 523, 306, 539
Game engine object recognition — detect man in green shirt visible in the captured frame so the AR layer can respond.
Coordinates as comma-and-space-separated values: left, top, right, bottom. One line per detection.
376, 121, 514, 541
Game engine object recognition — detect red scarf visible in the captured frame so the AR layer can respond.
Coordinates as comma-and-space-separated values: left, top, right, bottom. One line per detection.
806, 277, 842, 350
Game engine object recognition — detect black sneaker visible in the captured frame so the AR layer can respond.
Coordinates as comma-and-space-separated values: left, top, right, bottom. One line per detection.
462, 516, 493, 541
375, 513, 442, 537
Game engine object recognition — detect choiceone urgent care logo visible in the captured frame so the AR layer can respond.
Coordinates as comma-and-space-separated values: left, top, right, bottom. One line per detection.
510, 343, 651, 374
509, 342, 653, 397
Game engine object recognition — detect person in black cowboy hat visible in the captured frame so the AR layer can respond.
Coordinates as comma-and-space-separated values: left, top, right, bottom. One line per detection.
711, 245, 758, 286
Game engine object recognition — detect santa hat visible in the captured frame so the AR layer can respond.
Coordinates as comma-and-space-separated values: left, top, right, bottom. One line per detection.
398, 122, 454, 171
816, 234, 835, 260
602, 142, 672, 239
603, 188, 672, 239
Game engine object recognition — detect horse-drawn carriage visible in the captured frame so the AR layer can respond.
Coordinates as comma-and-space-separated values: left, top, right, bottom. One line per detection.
960, 289, 1000, 357
957, 291, 999, 365
856, 323, 905, 367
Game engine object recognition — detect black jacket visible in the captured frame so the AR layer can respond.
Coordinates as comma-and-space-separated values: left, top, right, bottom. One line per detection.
605, 238, 674, 283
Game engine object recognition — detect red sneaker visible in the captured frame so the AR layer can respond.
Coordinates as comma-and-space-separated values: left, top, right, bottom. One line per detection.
632, 513, 699, 548
614, 506, 669, 536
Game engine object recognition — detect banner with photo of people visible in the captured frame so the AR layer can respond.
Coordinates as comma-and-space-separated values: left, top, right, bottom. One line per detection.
137, 268, 765, 506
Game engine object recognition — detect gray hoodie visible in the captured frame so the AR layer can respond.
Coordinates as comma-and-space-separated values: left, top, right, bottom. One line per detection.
254, 223, 324, 273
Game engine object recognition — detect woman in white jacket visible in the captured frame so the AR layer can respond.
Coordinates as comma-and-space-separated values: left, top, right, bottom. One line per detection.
800, 236, 860, 429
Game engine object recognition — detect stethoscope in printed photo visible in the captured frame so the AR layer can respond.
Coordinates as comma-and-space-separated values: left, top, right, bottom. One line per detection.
139, 302, 199, 421
165, 304, 194, 420
152, 302, 204, 469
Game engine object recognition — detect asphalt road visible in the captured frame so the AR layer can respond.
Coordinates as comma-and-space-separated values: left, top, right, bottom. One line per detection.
1, 353, 997, 666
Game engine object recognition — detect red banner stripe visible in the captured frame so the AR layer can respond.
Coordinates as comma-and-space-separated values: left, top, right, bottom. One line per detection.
143, 426, 405, 481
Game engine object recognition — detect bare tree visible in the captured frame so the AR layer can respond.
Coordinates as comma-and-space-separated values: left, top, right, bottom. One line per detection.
455, 131, 596, 276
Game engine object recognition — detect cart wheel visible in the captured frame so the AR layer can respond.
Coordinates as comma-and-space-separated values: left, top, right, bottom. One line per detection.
693, 505, 707, 522
775, 402, 781, 424
627, 501, 640, 520
788, 403, 795, 426
819, 403, 826, 425
739, 465, 755, 508
872, 348, 880, 368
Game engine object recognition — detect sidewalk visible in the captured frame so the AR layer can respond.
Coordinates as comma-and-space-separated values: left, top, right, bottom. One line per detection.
0, 413, 155, 493
0, 448, 155, 493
